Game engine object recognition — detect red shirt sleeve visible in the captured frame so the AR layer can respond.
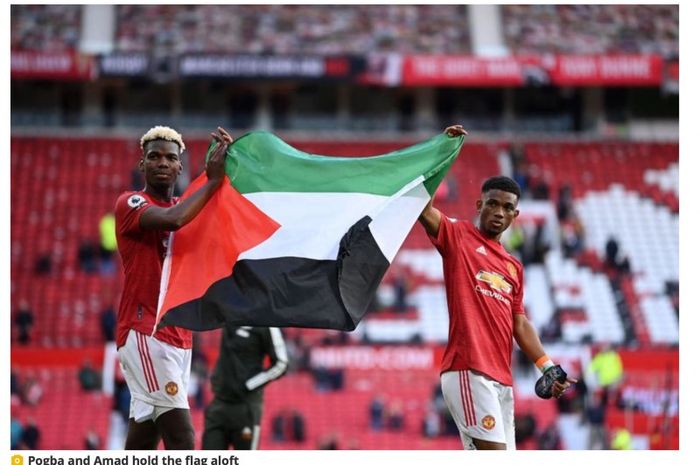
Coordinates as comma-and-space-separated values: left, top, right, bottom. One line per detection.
512, 262, 526, 315
429, 211, 459, 255
115, 192, 151, 236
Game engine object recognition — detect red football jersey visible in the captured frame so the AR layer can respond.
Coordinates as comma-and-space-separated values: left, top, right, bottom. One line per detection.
114, 191, 192, 349
431, 213, 525, 386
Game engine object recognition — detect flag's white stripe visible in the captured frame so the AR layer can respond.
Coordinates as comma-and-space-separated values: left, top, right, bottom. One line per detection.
240, 185, 429, 262
369, 180, 430, 262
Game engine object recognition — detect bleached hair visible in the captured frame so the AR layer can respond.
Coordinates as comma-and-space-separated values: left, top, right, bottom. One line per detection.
140, 126, 185, 154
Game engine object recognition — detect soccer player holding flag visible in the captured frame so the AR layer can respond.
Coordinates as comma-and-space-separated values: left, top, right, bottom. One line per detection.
114, 125, 232, 449
420, 125, 576, 450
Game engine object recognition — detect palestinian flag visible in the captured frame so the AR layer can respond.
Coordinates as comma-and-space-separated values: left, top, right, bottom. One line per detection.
155, 131, 463, 332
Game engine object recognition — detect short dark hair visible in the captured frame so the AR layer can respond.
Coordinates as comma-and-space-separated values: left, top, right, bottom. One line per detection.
481, 176, 521, 199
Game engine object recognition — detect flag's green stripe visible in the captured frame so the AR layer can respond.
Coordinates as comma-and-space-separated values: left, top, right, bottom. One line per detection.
205, 131, 463, 196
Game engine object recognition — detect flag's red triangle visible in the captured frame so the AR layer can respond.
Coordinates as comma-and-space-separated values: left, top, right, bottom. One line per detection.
157, 174, 280, 326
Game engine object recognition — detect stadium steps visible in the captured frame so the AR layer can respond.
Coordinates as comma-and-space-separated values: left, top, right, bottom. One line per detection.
12, 366, 112, 449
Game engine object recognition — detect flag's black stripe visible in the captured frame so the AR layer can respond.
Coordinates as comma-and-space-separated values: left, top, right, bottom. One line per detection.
162, 216, 389, 331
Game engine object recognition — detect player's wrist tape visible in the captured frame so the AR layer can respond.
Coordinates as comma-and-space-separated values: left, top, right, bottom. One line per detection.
535, 355, 555, 373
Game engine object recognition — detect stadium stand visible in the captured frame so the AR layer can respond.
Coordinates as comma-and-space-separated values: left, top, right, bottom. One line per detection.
10, 4, 81, 52
12, 366, 112, 450
502, 4, 678, 56
114, 5, 472, 54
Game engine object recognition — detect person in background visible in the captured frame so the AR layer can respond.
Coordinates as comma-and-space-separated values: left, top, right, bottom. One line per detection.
202, 326, 288, 450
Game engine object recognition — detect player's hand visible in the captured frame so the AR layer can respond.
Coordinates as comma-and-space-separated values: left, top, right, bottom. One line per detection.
443, 124, 468, 137
535, 364, 577, 399
551, 377, 577, 398
206, 127, 231, 183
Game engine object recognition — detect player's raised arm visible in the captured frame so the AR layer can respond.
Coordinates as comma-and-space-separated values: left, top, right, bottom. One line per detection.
140, 127, 233, 231
419, 196, 441, 238
419, 125, 468, 237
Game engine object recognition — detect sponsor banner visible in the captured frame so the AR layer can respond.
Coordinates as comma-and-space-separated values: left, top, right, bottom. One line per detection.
179, 54, 363, 79
549, 54, 663, 86
400, 54, 666, 87
309, 345, 439, 370
663, 60, 679, 93
98, 53, 150, 77
11, 51, 94, 80
402, 55, 531, 86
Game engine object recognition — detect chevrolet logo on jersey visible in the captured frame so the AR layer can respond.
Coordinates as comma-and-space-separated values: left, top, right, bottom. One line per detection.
476, 270, 513, 294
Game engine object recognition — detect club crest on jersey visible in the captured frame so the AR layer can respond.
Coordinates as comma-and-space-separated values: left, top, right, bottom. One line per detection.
127, 194, 147, 209
507, 262, 518, 280
165, 381, 179, 396
481, 415, 496, 430
476, 270, 512, 294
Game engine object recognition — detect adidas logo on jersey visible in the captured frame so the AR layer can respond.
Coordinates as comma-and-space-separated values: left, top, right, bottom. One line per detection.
476, 245, 487, 256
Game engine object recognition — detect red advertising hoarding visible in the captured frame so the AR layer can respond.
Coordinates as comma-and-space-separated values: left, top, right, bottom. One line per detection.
401, 54, 665, 87
11, 51, 94, 80
549, 54, 663, 86
402, 55, 529, 86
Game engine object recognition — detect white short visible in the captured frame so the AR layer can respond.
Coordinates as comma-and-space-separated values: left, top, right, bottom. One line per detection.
118, 329, 192, 423
440, 370, 515, 450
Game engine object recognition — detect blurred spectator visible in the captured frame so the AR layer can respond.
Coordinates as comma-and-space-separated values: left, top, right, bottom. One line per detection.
189, 341, 209, 410
506, 142, 526, 177
84, 427, 101, 450
77, 240, 99, 274
291, 410, 306, 443
21, 417, 40, 449
115, 5, 471, 55
523, 222, 551, 265
11, 5, 81, 52
503, 5, 678, 56
540, 310, 562, 342
392, 266, 410, 313
113, 377, 131, 424
605, 236, 631, 274
78, 360, 101, 392
586, 343, 624, 406
98, 212, 117, 275
130, 167, 143, 191
100, 303, 117, 342
271, 411, 285, 442
271, 408, 306, 443
318, 432, 339, 450
369, 395, 385, 431
14, 299, 34, 345
531, 180, 551, 200
556, 185, 574, 221
33, 252, 52, 275
21, 377, 43, 406
10, 413, 23, 449
311, 366, 344, 391
386, 400, 405, 431
514, 412, 537, 445
11, 371, 21, 400
285, 333, 311, 372
584, 391, 608, 449
537, 424, 561, 450
560, 211, 585, 258
422, 404, 441, 438
556, 368, 587, 414
610, 427, 632, 450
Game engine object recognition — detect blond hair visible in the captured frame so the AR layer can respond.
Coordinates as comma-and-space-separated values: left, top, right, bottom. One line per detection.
140, 126, 185, 154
